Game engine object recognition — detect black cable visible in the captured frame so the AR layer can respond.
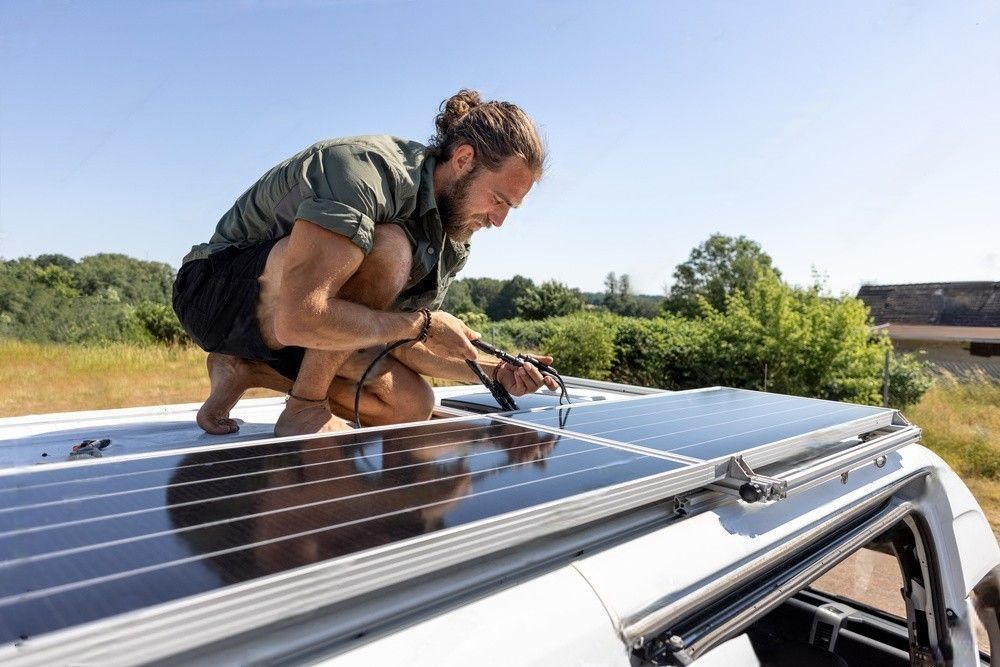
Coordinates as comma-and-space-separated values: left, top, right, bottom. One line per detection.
353, 309, 432, 428
357, 333, 568, 426
472, 338, 571, 407
465, 359, 518, 411
354, 338, 416, 428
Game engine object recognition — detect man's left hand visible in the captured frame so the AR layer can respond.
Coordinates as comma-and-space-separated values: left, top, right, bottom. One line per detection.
495, 356, 560, 396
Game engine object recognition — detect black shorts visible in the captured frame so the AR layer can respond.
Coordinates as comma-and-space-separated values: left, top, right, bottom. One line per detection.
172, 240, 306, 381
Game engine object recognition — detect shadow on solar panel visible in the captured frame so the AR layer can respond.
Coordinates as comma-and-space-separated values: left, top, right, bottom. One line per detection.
1, 418, 674, 643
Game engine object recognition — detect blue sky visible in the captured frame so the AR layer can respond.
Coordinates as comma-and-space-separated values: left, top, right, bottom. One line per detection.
1, 0, 997, 296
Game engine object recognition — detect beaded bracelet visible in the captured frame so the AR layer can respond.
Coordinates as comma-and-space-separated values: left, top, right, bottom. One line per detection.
417, 308, 432, 342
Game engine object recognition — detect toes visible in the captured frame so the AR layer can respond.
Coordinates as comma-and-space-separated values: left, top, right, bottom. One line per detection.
197, 412, 241, 435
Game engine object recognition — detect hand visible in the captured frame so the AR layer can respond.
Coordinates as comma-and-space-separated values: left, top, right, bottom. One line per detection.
422, 311, 479, 360
495, 355, 560, 396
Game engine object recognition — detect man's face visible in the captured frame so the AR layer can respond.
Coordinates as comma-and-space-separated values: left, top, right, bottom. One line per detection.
439, 155, 535, 243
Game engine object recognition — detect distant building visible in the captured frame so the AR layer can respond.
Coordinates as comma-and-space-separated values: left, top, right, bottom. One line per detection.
856, 282, 1000, 379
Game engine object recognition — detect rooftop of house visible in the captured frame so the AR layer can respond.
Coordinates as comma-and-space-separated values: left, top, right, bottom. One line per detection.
857, 281, 1000, 328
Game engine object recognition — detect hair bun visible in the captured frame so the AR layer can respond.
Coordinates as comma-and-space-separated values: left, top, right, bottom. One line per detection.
435, 89, 482, 137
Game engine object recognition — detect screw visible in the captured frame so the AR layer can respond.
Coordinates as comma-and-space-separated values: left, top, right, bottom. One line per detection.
875, 455, 887, 468
669, 635, 685, 649
840, 471, 849, 484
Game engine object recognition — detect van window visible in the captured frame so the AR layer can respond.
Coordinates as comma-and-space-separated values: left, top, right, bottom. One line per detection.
810, 546, 906, 619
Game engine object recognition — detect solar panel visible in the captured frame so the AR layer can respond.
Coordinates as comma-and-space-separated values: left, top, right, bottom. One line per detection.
0, 416, 681, 643
0, 386, 911, 657
503, 388, 895, 463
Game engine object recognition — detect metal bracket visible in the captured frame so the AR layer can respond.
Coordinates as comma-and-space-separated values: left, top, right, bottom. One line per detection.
708, 455, 788, 503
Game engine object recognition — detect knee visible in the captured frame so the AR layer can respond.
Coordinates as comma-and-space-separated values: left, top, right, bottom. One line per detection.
358, 224, 413, 297
388, 375, 434, 424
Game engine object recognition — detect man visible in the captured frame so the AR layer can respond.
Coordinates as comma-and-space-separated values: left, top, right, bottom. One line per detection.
173, 90, 557, 436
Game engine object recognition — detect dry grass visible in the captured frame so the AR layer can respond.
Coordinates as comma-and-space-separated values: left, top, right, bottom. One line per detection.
906, 373, 1000, 479
2, 341, 997, 537
0, 340, 279, 417
905, 374, 1000, 539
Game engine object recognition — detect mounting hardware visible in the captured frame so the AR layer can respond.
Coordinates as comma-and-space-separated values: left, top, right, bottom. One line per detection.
875, 455, 887, 468
708, 455, 787, 503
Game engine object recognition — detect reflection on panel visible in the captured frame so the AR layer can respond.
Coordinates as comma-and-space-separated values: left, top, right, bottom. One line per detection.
0, 418, 680, 642
507, 389, 893, 461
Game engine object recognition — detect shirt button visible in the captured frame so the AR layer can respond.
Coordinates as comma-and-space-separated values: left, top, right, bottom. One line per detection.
427, 247, 435, 255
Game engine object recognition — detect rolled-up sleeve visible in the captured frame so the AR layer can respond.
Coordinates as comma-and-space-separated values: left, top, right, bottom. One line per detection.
295, 144, 399, 254
295, 198, 376, 253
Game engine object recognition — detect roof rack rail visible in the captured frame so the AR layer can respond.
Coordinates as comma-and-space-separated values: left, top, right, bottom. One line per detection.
706, 414, 919, 504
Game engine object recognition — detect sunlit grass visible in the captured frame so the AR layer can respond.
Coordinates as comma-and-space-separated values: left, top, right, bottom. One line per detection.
0, 339, 279, 416
906, 373, 1000, 480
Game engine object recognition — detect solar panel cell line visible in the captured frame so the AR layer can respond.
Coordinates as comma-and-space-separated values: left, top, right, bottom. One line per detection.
0, 417, 681, 643
506, 388, 895, 461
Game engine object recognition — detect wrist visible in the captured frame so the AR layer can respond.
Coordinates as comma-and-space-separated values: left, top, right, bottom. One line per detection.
416, 309, 432, 342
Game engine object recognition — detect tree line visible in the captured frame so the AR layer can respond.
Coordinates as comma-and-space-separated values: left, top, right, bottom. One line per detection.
0, 253, 186, 345
0, 234, 933, 408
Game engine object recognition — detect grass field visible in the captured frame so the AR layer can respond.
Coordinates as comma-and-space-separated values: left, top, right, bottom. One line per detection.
2, 340, 997, 537
0, 340, 280, 415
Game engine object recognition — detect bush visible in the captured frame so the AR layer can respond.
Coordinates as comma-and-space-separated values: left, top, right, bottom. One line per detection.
965, 441, 1000, 480
489, 318, 559, 351
132, 302, 190, 346
542, 313, 615, 380
887, 352, 934, 410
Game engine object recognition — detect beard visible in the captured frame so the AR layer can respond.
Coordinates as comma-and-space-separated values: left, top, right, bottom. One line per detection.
438, 166, 484, 243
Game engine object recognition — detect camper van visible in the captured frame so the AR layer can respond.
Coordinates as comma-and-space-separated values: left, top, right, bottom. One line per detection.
1, 380, 997, 666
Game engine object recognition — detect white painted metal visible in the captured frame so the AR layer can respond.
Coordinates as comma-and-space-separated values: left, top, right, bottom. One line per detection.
315, 568, 630, 667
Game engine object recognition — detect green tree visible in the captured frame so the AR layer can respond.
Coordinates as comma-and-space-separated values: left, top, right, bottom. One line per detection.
488, 275, 535, 320
0, 254, 185, 345
132, 302, 191, 346
440, 279, 480, 314
603, 272, 660, 317
514, 280, 585, 320
664, 234, 779, 317
463, 277, 504, 313
73, 253, 174, 304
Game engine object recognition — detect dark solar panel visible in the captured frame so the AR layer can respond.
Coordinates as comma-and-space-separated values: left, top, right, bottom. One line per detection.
506, 389, 894, 461
0, 417, 681, 643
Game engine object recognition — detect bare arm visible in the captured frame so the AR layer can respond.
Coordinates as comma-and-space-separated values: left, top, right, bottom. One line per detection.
273, 220, 479, 359
392, 340, 559, 395
272, 219, 424, 351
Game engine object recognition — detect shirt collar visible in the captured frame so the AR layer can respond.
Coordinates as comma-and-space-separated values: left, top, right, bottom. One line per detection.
417, 154, 438, 218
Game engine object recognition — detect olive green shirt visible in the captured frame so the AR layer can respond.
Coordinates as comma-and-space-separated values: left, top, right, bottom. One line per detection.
183, 135, 469, 311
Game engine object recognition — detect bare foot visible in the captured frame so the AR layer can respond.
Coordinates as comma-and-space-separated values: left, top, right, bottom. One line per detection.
196, 353, 295, 435
274, 397, 351, 437
197, 353, 254, 434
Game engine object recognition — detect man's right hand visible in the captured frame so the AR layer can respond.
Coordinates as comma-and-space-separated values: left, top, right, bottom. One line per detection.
422, 311, 479, 360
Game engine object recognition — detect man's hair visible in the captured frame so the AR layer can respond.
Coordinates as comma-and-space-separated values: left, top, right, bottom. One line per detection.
429, 89, 546, 179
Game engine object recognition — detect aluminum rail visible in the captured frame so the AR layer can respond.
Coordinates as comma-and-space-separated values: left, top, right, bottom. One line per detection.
705, 423, 921, 503
622, 471, 926, 649
779, 424, 921, 495
652, 499, 915, 665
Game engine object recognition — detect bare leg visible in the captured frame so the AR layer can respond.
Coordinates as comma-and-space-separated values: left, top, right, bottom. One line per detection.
327, 352, 435, 426
196, 353, 292, 434
196, 224, 415, 436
